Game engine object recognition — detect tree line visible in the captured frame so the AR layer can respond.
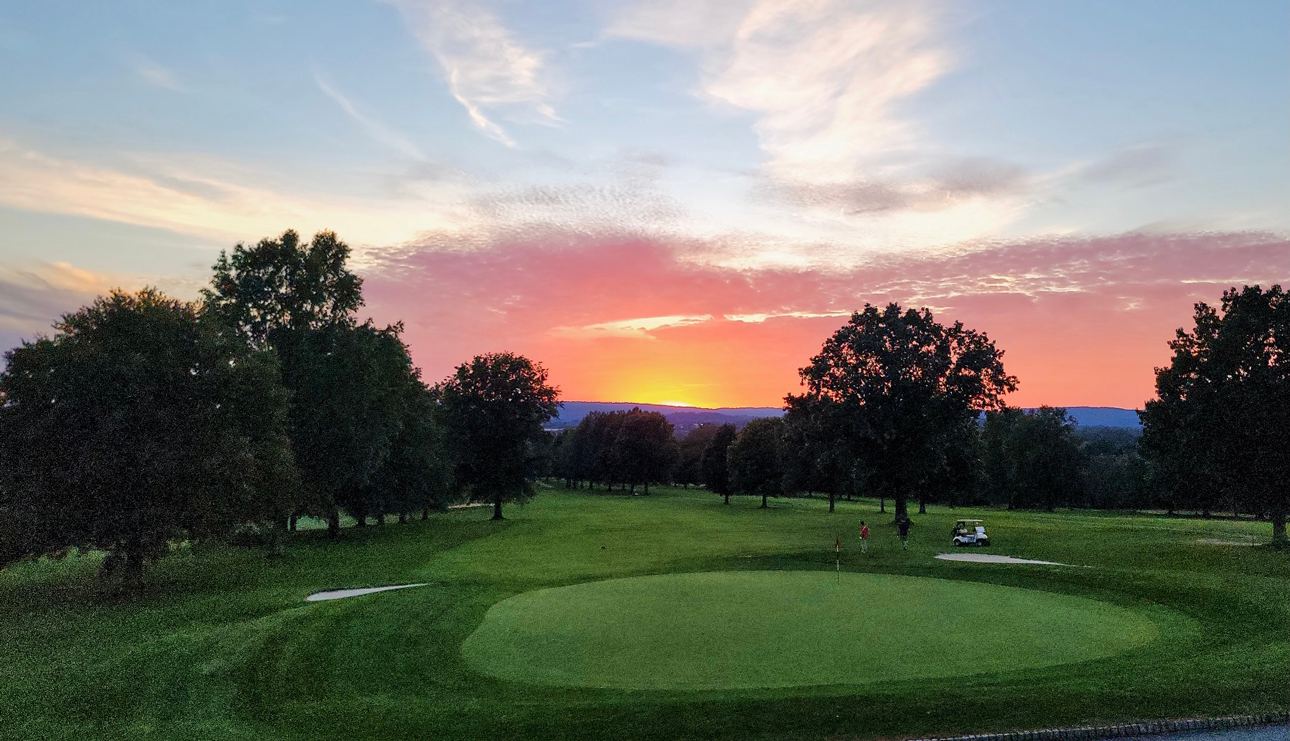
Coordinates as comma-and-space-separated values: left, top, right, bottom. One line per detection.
0, 230, 558, 587
549, 294, 1287, 544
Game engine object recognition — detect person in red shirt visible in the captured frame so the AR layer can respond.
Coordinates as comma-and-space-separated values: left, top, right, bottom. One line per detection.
859, 521, 870, 553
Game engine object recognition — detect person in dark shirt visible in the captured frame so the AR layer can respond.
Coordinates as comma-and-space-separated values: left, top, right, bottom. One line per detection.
897, 517, 911, 550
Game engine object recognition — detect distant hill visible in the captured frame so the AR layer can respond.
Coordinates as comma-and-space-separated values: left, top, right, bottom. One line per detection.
548, 402, 1142, 433
549, 401, 783, 432
1061, 407, 1142, 429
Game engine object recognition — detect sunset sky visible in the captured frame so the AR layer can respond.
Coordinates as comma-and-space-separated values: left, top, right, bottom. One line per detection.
1, 0, 1287, 409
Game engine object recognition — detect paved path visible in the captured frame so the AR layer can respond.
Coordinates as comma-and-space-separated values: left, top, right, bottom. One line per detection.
1128, 726, 1287, 741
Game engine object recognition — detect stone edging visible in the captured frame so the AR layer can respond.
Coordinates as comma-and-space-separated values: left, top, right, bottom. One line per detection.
910, 712, 1290, 741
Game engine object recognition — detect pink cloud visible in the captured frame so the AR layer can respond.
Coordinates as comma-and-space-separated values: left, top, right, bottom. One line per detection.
363, 228, 1289, 409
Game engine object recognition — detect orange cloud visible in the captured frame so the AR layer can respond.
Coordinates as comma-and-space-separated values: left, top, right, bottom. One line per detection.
364, 229, 1289, 409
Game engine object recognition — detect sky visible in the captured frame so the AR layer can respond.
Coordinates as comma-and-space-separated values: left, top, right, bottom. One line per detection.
1, 0, 1287, 409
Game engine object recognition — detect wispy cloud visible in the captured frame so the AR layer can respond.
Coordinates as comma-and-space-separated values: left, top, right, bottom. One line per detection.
609, 0, 950, 181
0, 138, 472, 256
0, 261, 124, 356
316, 75, 426, 160
383, 0, 555, 147
1078, 144, 1178, 188
128, 53, 185, 92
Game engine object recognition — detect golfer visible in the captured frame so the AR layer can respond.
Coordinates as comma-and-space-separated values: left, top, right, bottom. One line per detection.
897, 517, 911, 550
859, 521, 870, 553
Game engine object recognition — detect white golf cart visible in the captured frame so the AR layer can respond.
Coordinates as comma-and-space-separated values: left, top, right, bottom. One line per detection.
952, 519, 990, 547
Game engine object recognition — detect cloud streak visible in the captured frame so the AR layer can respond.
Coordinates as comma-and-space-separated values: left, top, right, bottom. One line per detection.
0, 138, 472, 255
384, 0, 555, 147
128, 53, 185, 92
316, 76, 426, 160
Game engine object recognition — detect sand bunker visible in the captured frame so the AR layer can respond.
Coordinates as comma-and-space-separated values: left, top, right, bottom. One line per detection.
936, 553, 1071, 566
306, 583, 427, 602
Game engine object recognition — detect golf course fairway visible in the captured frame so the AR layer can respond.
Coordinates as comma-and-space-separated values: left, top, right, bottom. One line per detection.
462, 570, 1159, 690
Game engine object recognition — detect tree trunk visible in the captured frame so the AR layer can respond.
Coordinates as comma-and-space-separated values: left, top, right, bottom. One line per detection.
644, 482, 650, 495
918, 496, 927, 515
724, 492, 730, 505
376, 512, 386, 526
895, 495, 909, 523
492, 496, 504, 521
422, 507, 429, 521
828, 490, 835, 513
399, 510, 408, 524
355, 515, 366, 528
1272, 508, 1287, 545
122, 551, 145, 592
289, 514, 298, 532
761, 493, 768, 508
879, 495, 885, 513
328, 508, 341, 537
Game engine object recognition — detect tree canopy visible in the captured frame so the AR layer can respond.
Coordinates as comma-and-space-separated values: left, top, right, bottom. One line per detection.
786, 304, 1016, 521
1140, 285, 1288, 543
434, 353, 560, 520
727, 417, 786, 508
203, 229, 363, 347
981, 407, 1084, 510
0, 289, 298, 586
701, 424, 738, 503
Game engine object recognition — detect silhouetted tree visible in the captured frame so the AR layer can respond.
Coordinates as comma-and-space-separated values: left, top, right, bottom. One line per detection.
676, 424, 722, 489
203, 229, 363, 348
787, 304, 1016, 522
981, 407, 1084, 510
0, 290, 298, 587
611, 408, 678, 495
1140, 285, 1289, 543
284, 322, 410, 533
434, 353, 560, 520
728, 417, 786, 508
368, 379, 452, 524
701, 424, 738, 504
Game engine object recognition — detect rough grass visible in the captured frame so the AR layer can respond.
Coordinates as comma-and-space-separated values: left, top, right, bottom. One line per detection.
0, 488, 1286, 741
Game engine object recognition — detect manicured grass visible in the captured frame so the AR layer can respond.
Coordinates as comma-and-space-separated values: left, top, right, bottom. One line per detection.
0, 488, 1286, 741
463, 571, 1157, 690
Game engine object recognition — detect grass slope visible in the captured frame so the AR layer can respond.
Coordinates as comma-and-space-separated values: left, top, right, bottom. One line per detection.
0, 488, 1286, 741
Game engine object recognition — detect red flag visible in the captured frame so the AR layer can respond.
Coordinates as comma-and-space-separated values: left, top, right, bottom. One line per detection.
835, 538, 841, 551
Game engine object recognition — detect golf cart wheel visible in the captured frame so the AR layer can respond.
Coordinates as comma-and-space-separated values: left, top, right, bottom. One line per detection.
978, 540, 989, 547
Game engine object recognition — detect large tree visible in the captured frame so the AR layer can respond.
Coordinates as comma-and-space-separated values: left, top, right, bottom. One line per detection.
0, 290, 298, 586
203, 229, 363, 347
701, 424, 738, 504
728, 417, 786, 508
1140, 285, 1289, 544
676, 424, 722, 489
434, 353, 560, 520
282, 322, 411, 534
610, 408, 678, 495
202, 230, 440, 533
787, 304, 1016, 521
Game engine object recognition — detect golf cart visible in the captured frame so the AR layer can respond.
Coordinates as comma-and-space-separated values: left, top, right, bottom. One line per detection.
952, 519, 990, 547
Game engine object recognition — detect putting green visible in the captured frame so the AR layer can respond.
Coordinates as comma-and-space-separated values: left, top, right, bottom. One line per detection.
462, 571, 1158, 690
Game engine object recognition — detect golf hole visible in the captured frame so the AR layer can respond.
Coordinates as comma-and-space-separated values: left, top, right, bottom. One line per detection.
462, 571, 1157, 690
